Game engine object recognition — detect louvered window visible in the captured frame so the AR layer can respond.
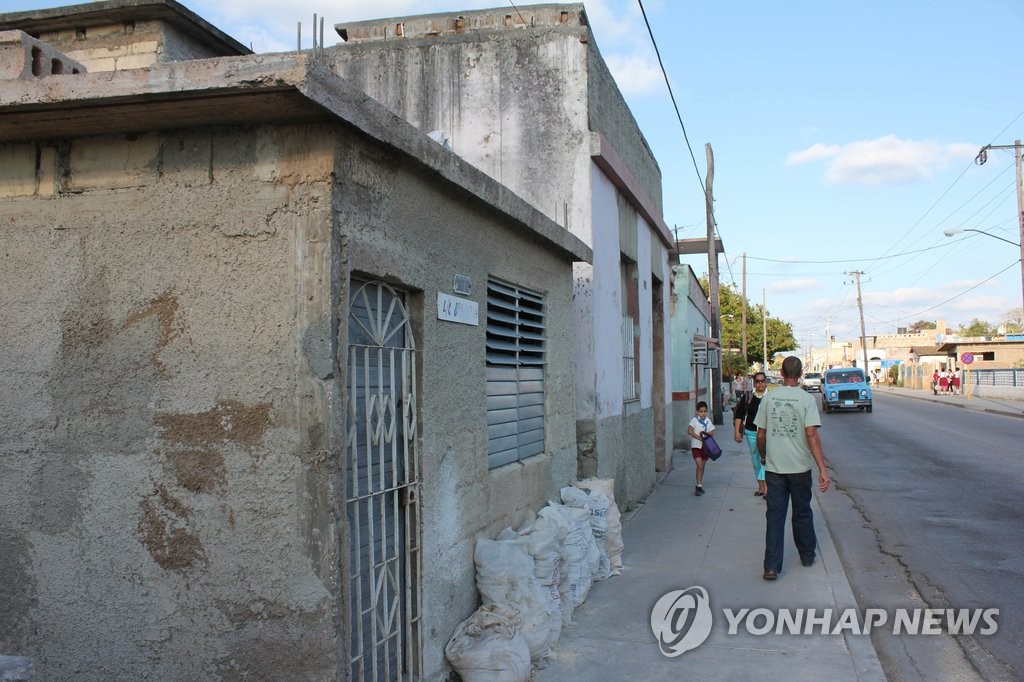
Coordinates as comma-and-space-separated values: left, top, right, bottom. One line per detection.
485, 279, 545, 469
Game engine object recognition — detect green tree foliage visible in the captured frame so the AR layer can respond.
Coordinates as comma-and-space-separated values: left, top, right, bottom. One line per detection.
958, 318, 994, 336
705, 279, 798, 371
909, 320, 937, 332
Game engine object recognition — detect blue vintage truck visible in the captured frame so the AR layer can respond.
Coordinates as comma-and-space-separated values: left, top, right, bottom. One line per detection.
821, 367, 873, 414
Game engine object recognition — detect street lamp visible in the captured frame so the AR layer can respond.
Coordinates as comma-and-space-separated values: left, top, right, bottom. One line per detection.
943, 227, 1024, 312
943, 227, 1021, 248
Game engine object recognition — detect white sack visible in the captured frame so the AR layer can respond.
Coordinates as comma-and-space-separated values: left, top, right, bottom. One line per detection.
475, 536, 559, 661
445, 603, 531, 682
577, 478, 624, 575
559, 487, 611, 581
544, 503, 598, 607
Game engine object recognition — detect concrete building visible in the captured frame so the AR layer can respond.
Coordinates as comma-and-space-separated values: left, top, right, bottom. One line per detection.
668, 265, 713, 448
328, 4, 675, 507
0, 1, 590, 679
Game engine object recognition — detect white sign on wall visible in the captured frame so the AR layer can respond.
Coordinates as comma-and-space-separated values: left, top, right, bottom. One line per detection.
437, 292, 479, 326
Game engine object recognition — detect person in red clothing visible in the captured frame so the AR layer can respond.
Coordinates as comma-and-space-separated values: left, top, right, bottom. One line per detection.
932, 369, 940, 395
939, 372, 949, 395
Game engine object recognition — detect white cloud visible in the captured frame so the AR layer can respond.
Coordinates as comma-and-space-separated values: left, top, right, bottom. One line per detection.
604, 53, 663, 96
786, 135, 978, 186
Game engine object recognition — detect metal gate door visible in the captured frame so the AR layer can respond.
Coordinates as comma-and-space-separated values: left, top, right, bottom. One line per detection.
346, 280, 422, 681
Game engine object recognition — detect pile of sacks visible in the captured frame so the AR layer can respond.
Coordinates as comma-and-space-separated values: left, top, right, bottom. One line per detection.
445, 478, 624, 681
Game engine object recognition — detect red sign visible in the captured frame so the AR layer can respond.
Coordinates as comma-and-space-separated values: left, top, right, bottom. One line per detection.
961, 352, 974, 364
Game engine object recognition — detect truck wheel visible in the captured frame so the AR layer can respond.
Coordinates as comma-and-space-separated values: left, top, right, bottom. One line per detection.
866, 404, 873, 413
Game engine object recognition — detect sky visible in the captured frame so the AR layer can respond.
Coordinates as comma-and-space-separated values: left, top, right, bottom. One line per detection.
6, 0, 1024, 352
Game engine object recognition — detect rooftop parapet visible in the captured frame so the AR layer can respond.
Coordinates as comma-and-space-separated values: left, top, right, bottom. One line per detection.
336, 3, 585, 43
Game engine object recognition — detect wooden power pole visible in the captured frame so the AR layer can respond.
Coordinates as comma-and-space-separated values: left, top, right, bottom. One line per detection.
706, 143, 723, 424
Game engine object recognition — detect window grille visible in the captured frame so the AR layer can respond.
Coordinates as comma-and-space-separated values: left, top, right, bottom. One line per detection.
485, 280, 545, 468
622, 315, 638, 401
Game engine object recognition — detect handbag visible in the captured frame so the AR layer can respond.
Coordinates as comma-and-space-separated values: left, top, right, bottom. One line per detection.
701, 434, 722, 460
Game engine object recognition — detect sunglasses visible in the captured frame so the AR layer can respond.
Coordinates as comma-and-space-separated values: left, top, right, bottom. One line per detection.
754, 378, 767, 383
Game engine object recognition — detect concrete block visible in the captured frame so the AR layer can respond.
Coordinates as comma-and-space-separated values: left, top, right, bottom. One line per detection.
0, 656, 32, 681
0, 30, 86, 79
90, 44, 130, 58
0, 144, 37, 198
129, 40, 161, 55
84, 56, 117, 72
68, 134, 159, 191
115, 54, 157, 70
37, 146, 56, 197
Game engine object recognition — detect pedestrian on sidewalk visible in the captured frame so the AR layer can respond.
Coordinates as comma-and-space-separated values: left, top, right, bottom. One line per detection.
754, 356, 830, 581
687, 401, 715, 496
939, 371, 949, 395
932, 369, 940, 395
733, 371, 768, 497
951, 367, 962, 395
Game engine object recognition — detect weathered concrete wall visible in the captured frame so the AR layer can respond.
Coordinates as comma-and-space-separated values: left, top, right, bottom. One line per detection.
334, 129, 579, 677
586, 40, 662, 214
0, 123, 340, 680
328, 21, 593, 240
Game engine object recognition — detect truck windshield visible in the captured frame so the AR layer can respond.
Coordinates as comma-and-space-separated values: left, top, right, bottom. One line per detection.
827, 370, 864, 384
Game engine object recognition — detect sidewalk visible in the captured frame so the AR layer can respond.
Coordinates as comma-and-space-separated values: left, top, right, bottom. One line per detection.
535, 439, 885, 682
881, 384, 1024, 418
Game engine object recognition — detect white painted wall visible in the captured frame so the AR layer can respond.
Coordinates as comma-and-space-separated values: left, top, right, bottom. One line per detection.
591, 164, 624, 419
637, 218, 653, 410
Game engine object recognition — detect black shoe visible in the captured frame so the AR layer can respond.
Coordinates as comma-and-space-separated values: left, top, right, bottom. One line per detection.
801, 556, 816, 567
763, 569, 778, 581
695, 486, 704, 496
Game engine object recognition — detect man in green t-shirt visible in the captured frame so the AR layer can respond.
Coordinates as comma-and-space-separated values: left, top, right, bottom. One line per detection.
753, 356, 830, 581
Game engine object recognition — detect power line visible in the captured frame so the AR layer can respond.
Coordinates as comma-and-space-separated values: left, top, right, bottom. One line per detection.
872, 260, 1022, 325
636, 0, 711, 226
873, 108, 1024, 260
746, 236, 976, 264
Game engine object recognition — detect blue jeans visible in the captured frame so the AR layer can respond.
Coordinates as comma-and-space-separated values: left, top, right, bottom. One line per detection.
764, 470, 816, 572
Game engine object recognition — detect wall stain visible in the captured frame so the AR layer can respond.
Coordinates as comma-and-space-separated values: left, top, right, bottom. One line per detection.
154, 400, 272, 452
137, 485, 205, 571
168, 448, 227, 493
121, 289, 182, 375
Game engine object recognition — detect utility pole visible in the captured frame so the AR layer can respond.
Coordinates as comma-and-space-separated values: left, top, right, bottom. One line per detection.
762, 289, 768, 371
824, 318, 831, 369
847, 271, 870, 374
975, 140, 1024, 312
741, 253, 748, 365
705, 143, 723, 425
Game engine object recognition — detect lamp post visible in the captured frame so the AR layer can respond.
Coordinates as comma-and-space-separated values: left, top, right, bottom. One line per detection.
943, 227, 1023, 312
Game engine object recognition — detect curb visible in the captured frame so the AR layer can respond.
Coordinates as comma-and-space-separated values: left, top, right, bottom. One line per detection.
813, 487, 888, 681
883, 390, 1024, 420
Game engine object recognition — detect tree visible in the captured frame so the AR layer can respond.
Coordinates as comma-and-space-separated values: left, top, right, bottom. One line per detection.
1003, 308, 1024, 334
703, 279, 798, 370
958, 319, 993, 337
909, 320, 936, 333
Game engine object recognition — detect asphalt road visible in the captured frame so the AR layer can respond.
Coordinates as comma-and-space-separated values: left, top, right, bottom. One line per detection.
814, 390, 1023, 681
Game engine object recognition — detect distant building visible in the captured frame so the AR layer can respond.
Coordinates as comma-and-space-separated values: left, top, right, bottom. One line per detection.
669, 265, 712, 447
